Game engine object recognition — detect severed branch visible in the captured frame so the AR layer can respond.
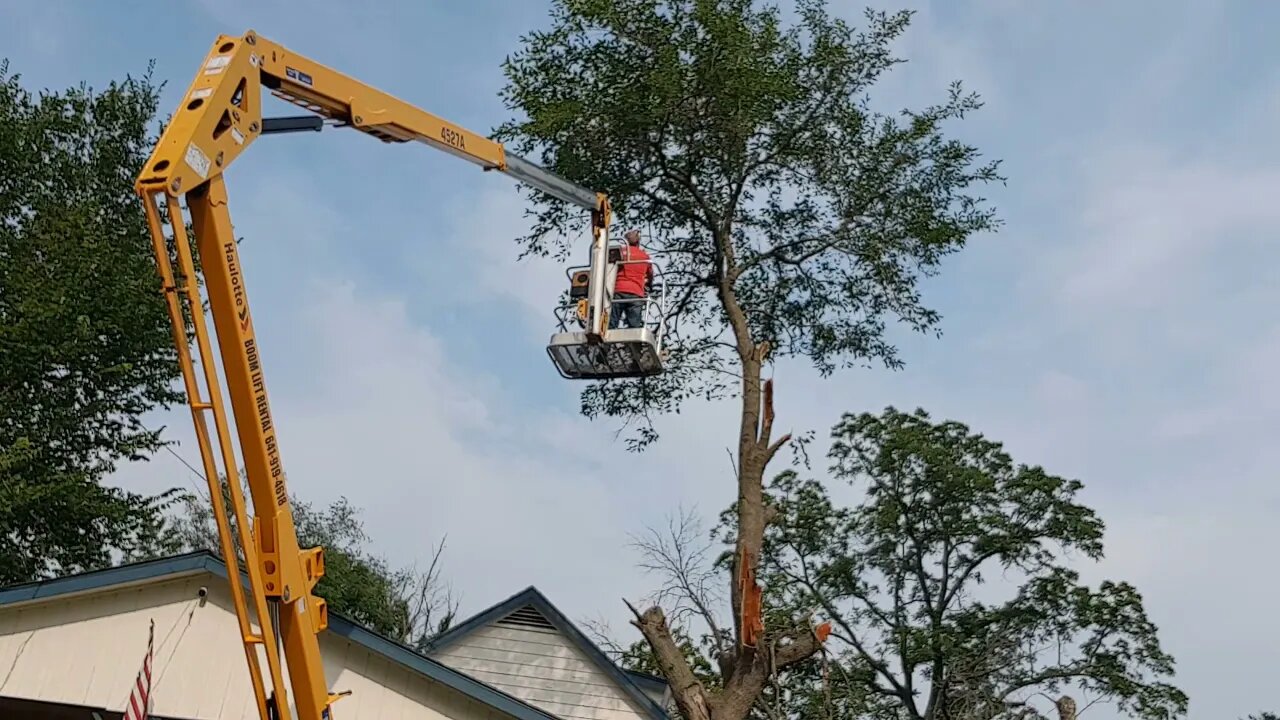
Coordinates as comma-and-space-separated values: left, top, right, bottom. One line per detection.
628, 600, 715, 720
773, 625, 825, 668
758, 376, 792, 469
758, 365, 776, 447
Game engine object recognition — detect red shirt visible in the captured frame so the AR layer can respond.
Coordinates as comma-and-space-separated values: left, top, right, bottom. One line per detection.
614, 244, 652, 296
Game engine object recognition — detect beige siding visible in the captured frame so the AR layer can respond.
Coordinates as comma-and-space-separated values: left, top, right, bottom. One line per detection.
0, 572, 510, 720
322, 636, 506, 720
432, 624, 648, 720
0, 574, 255, 719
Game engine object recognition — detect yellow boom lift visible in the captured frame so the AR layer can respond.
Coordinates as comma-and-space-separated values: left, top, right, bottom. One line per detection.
134, 30, 664, 720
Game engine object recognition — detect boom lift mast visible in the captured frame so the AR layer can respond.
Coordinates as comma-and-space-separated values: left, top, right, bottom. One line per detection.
135, 30, 619, 720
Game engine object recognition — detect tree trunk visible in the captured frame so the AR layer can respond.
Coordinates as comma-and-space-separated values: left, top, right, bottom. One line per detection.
731, 353, 764, 643
628, 354, 819, 720
627, 229, 820, 720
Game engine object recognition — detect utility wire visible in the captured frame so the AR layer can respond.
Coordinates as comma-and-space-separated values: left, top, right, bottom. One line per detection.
152, 598, 200, 692
160, 439, 207, 484
143, 421, 212, 507
159, 437, 212, 505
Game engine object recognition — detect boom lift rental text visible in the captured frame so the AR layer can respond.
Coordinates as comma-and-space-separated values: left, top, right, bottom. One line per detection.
134, 30, 663, 720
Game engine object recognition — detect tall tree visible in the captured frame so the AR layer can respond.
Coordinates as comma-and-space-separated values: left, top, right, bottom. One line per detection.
752, 408, 1187, 720
497, 3, 1001, 719
173, 477, 458, 647
0, 60, 187, 584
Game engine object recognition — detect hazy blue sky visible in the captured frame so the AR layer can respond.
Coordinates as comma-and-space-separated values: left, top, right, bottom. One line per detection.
5, 1, 1278, 717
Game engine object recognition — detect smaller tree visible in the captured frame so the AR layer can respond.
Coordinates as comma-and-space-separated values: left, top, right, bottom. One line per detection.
0, 59, 188, 585
589, 509, 727, 703
172, 475, 457, 646
388, 537, 459, 651
754, 407, 1187, 720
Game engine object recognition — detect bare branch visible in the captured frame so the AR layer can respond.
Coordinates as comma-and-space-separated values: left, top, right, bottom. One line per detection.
762, 433, 792, 468
630, 507, 728, 655
582, 616, 628, 660
398, 536, 459, 646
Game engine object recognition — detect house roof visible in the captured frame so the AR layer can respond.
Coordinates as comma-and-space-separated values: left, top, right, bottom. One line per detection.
422, 586, 669, 720
622, 669, 669, 697
0, 551, 561, 720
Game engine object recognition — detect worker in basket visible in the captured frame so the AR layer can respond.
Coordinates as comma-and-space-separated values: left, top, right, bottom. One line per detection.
609, 228, 654, 330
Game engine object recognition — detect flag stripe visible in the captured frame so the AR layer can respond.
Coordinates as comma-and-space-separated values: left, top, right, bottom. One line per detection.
124, 620, 155, 720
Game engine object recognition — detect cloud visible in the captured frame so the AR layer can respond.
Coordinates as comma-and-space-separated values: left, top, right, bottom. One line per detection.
268, 278, 638, 605
430, 183, 583, 335
1049, 148, 1280, 315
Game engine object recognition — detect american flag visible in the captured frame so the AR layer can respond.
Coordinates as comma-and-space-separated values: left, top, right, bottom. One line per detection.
124, 619, 155, 720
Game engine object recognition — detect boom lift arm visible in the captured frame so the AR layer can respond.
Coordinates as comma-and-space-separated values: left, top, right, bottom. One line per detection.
134, 30, 611, 720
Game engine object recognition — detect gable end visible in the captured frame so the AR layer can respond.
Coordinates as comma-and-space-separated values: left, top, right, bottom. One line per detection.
426, 587, 669, 720
496, 605, 556, 632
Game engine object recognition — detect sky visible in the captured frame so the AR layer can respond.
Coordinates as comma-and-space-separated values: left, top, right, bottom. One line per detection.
3, 1, 1279, 718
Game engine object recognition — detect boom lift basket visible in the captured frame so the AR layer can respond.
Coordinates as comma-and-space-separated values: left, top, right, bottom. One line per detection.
547, 327, 664, 379
547, 247, 667, 380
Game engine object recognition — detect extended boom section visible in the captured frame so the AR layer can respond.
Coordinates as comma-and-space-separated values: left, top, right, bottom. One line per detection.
135, 31, 596, 210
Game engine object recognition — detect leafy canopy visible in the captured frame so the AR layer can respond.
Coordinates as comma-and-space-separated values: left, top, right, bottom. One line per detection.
751, 408, 1188, 720
0, 60, 185, 583
497, 0, 1001, 445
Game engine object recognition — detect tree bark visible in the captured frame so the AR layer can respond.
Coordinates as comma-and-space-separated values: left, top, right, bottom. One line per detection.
630, 603, 714, 720
1056, 696, 1078, 720
731, 352, 764, 644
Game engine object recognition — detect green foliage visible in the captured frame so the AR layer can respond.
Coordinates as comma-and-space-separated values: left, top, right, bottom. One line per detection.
745, 408, 1187, 720
292, 495, 417, 639
619, 631, 721, 692
497, 0, 1002, 445
172, 476, 457, 648
0, 59, 187, 584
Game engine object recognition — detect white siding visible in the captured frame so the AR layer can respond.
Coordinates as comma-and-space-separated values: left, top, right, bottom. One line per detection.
0, 574, 255, 719
432, 622, 648, 720
0, 572, 512, 720
321, 636, 508, 720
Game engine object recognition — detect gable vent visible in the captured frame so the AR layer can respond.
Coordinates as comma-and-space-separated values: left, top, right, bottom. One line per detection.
496, 605, 556, 631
